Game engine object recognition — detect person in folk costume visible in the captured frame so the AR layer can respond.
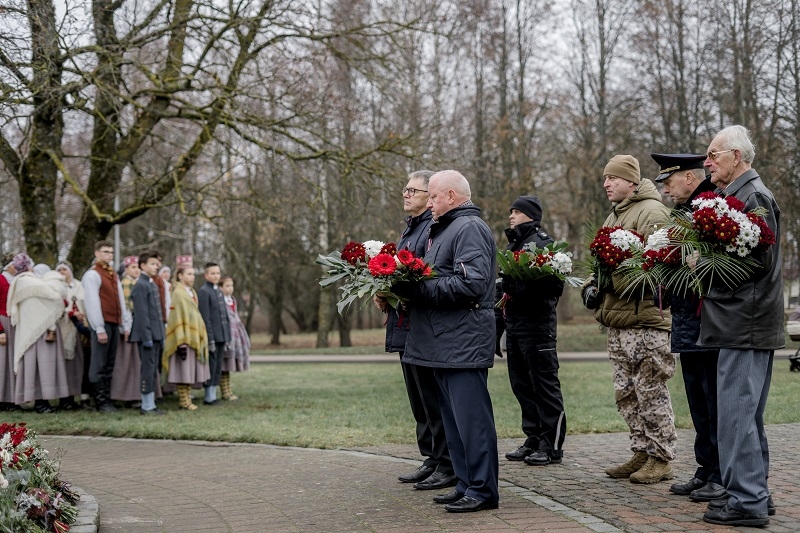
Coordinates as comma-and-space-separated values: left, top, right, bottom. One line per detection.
163, 257, 210, 410
110, 256, 143, 406
0, 251, 20, 411
7, 255, 71, 413
130, 250, 167, 416
55, 260, 88, 410
197, 262, 230, 405
219, 276, 250, 401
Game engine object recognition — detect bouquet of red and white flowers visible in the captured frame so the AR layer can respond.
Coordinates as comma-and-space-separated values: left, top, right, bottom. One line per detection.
1, 422, 80, 533
316, 239, 435, 314
618, 192, 776, 297
497, 241, 582, 285
586, 226, 644, 290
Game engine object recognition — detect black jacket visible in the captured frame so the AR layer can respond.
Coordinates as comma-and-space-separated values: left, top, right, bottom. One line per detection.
384, 210, 434, 353
198, 281, 231, 344
401, 204, 497, 369
698, 169, 785, 350
498, 222, 563, 336
669, 177, 716, 353
129, 274, 166, 343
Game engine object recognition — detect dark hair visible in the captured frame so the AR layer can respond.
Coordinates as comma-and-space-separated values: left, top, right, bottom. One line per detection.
219, 276, 233, 285
204, 262, 219, 271
95, 240, 114, 251
138, 250, 161, 268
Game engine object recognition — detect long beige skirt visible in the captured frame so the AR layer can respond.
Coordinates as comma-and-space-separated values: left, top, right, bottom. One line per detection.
166, 347, 211, 385
0, 316, 15, 403
14, 328, 70, 404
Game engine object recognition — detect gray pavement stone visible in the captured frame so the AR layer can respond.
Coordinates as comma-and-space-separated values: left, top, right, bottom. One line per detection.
43, 423, 800, 532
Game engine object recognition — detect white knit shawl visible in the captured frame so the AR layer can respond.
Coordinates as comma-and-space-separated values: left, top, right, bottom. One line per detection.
7, 272, 66, 373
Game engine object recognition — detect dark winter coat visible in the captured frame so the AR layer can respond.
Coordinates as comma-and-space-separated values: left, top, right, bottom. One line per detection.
498, 221, 563, 337
669, 177, 716, 353
198, 281, 231, 344
129, 275, 166, 343
384, 210, 434, 353
698, 169, 785, 350
401, 204, 497, 369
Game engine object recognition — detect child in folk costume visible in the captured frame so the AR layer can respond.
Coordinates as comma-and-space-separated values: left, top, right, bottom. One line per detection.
55, 261, 87, 410
110, 256, 142, 405
163, 257, 210, 411
220, 277, 250, 401
7, 254, 70, 413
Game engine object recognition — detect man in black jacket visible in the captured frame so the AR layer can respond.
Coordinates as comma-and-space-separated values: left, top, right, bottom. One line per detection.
396, 170, 499, 513
375, 170, 455, 490
652, 153, 724, 503
198, 262, 231, 405
499, 196, 566, 466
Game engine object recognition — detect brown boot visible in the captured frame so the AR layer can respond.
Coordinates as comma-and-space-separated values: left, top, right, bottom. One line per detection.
605, 451, 648, 478
629, 456, 673, 484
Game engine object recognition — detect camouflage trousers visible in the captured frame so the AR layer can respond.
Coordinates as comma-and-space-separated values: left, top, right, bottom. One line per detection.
607, 327, 677, 461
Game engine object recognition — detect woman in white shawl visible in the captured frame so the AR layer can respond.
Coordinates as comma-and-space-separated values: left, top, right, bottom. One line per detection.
7, 255, 70, 413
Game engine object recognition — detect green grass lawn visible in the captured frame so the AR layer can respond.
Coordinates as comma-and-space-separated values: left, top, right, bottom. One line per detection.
6, 360, 799, 449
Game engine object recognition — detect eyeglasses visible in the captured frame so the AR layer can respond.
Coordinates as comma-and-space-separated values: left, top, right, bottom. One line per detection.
402, 187, 428, 196
706, 149, 734, 161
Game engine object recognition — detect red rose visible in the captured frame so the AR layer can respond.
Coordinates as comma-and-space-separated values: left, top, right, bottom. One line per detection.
368, 253, 397, 276
397, 249, 415, 266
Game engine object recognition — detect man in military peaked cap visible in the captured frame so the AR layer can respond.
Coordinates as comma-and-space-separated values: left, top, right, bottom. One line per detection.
651, 153, 724, 504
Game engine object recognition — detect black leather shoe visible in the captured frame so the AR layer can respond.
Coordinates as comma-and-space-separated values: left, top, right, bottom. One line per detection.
433, 489, 464, 504
505, 445, 534, 461
444, 496, 499, 513
708, 495, 775, 516
703, 504, 769, 527
34, 402, 55, 414
689, 482, 727, 502
140, 408, 165, 416
398, 465, 435, 483
413, 471, 458, 490
203, 399, 219, 406
523, 450, 563, 466
669, 477, 706, 495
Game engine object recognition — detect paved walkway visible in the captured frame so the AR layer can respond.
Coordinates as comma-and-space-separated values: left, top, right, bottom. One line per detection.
45, 423, 800, 533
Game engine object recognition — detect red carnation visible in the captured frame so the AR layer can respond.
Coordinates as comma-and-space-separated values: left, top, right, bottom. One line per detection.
397, 249, 415, 266
380, 242, 397, 255
341, 241, 367, 265
368, 253, 397, 276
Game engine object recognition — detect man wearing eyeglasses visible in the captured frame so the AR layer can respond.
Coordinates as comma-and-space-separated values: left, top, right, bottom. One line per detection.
374, 171, 455, 491
698, 125, 783, 527
393, 170, 499, 513
82, 240, 127, 413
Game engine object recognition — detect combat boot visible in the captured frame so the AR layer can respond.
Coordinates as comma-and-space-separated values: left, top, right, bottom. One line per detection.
629, 456, 673, 484
605, 451, 648, 478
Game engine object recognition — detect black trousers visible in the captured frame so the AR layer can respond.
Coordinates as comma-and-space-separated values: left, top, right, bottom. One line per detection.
138, 340, 163, 394
205, 342, 225, 387
88, 322, 119, 384
681, 350, 721, 484
400, 355, 452, 473
506, 332, 566, 457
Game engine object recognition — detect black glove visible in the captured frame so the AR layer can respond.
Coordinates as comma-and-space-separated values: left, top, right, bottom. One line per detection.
177, 344, 188, 361
391, 280, 415, 300
582, 284, 601, 310
500, 276, 517, 296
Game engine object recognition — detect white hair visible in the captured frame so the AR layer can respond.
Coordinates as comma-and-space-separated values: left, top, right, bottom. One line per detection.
431, 170, 471, 198
717, 125, 755, 163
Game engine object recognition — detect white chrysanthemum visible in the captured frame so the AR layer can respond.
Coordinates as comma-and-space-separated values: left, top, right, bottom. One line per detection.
0, 433, 9, 448
645, 228, 670, 251
0, 473, 7, 489
362, 240, 385, 259
549, 252, 573, 275
609, 229, 642, 251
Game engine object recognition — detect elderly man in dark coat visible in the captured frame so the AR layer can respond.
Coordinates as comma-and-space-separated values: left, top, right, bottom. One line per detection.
395, 169, 499, 513
699, 126, 783, 528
